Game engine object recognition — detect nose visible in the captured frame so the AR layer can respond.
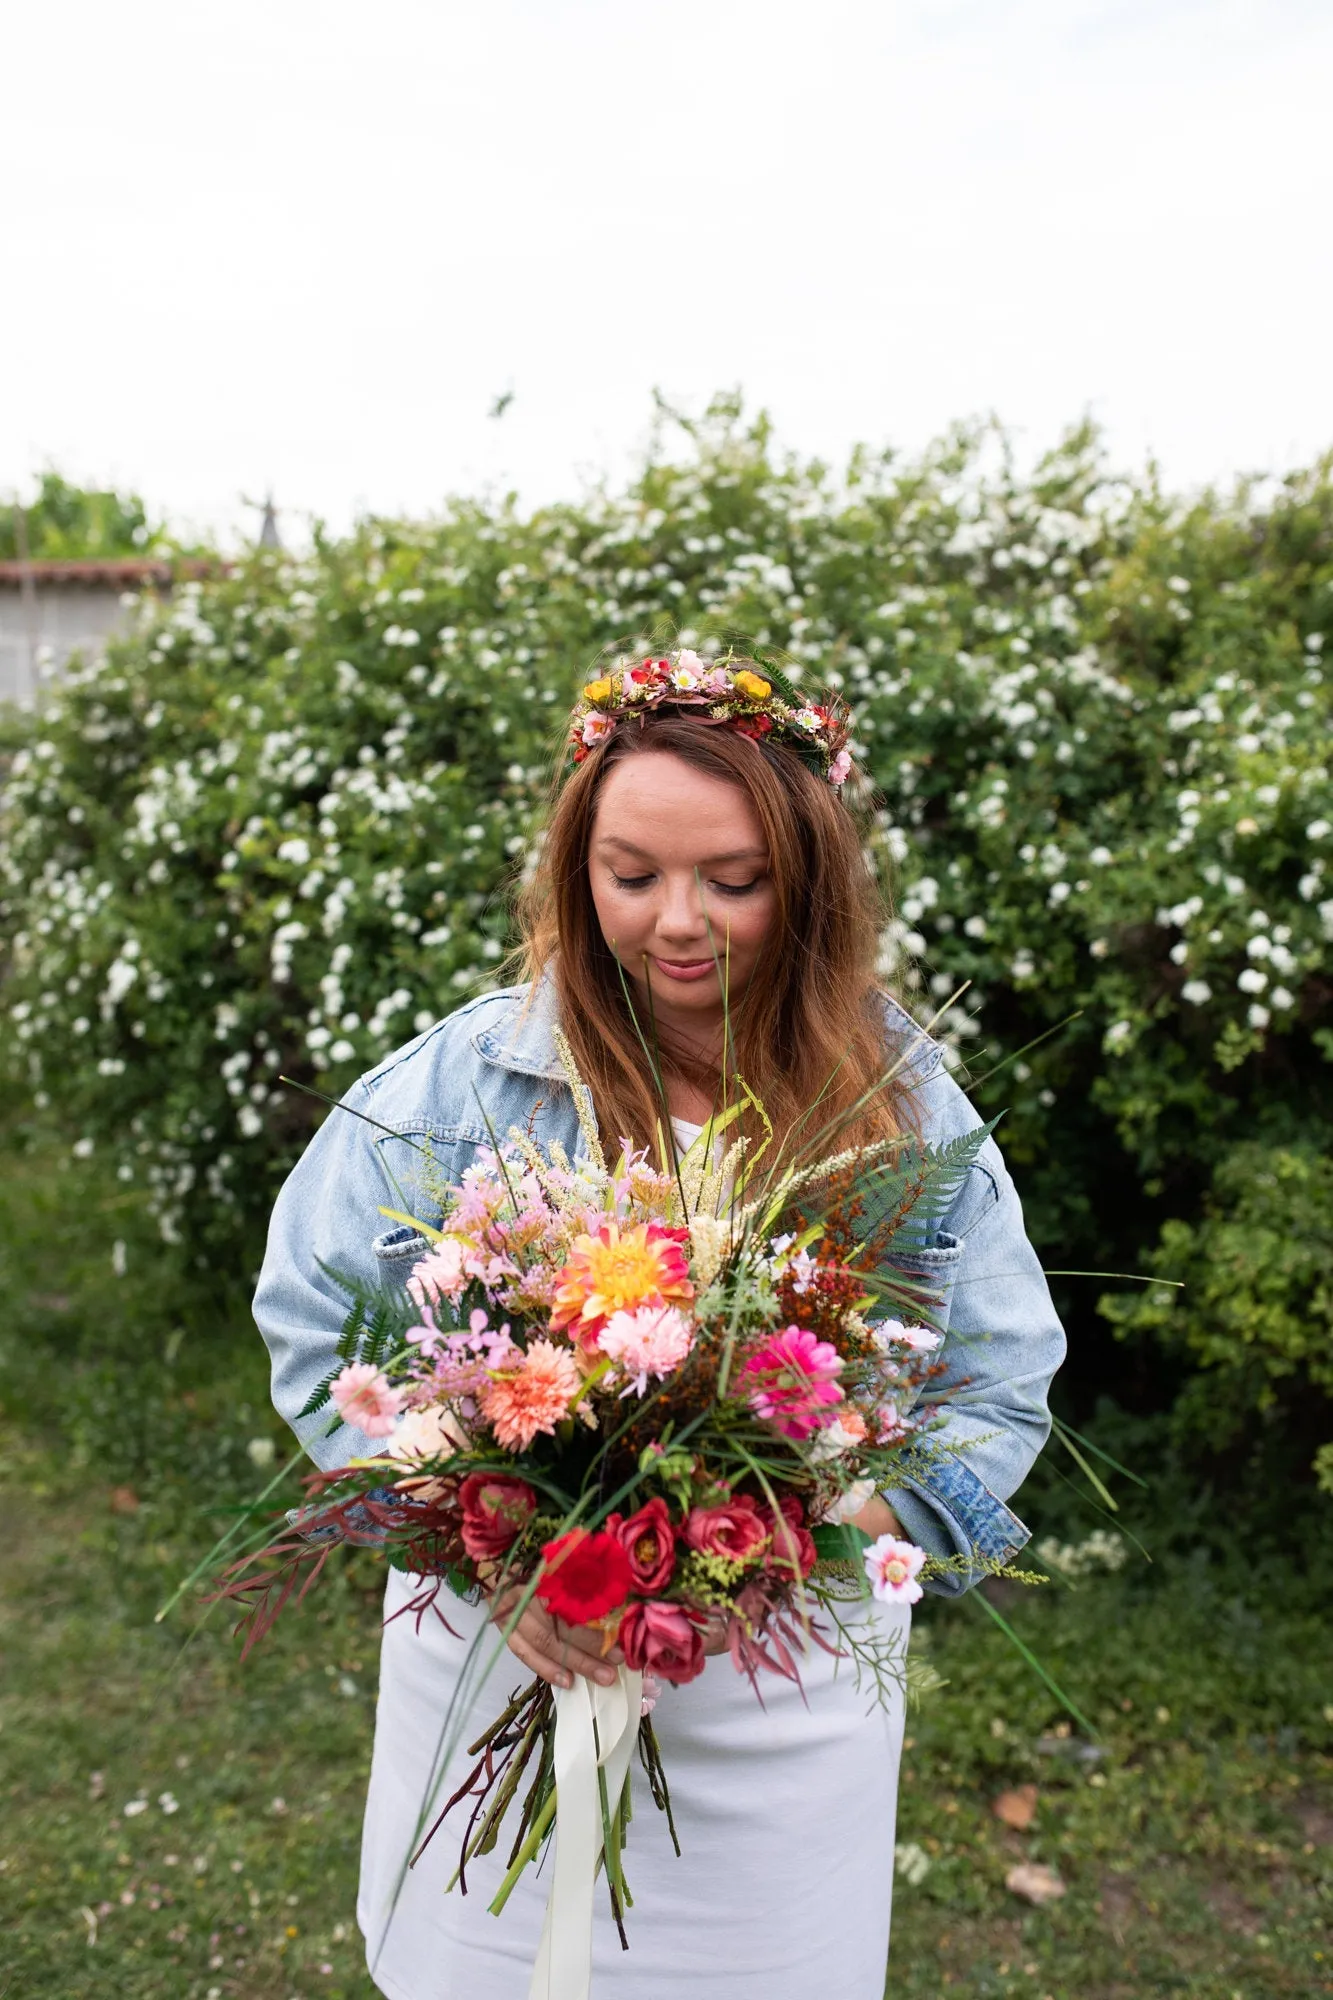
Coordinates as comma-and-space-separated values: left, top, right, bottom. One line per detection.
655, 871, 711, 948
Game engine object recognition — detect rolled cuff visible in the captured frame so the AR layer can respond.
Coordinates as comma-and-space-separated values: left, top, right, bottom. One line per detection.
884, 1450, 1032, 1599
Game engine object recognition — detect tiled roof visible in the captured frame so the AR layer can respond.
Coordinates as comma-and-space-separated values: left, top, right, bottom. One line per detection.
0, 558, 227, 587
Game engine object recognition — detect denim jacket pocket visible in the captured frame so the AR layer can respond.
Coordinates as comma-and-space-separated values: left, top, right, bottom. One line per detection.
371, 1121, 489, 1229
884, 1229, 964, 1331
371, 1221, 431, 1274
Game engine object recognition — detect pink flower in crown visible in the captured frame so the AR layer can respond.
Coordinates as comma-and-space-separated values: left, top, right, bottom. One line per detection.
330, 1362, 405, 1438
597, 1303, 696, 1396
741, 1325, 843, 1439
863, 1534, 926, 1605
828, 748, 853, 787
581, 711, 615, 747
702, 667, 733, 696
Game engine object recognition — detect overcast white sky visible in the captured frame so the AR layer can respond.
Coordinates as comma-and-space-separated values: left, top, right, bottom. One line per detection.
5, 0, 1331, 544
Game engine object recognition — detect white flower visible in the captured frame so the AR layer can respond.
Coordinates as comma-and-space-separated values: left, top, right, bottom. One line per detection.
237, 1104, 264, 1137
1089, 938, 1110, 959
810, 1420, 866, 1463
896, 1323, 944, 1354
1103, 1020, 1133, 1053
1247, 1004, 1271, 1029
246, 1437, 276, 1468
818, 1476, 877, 1524
962, 915, 987, 938
1270, 987, 1295, 1011
328, 1038, 356, 1062
1181, 980, 1212, 1005
385, 1404, 469, 1468
1307, 819, 1330, 841
1089, 846, 1113, 866
1237, 967, 1267, 994
123, 1799, 148, 1818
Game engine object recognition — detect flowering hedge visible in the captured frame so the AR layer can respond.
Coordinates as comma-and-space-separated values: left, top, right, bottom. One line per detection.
2, 401, 1330, 1477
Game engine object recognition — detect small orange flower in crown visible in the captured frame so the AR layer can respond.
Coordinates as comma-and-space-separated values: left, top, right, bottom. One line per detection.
566, 647, 856, 789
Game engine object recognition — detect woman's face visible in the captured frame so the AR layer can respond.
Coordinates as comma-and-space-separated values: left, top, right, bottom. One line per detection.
588, 750, 779, 1040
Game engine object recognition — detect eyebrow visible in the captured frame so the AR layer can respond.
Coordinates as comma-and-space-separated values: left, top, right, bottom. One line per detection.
596, 837, 768, 866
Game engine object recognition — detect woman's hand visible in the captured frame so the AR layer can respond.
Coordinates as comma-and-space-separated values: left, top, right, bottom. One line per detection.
489, 1586, 732, 1684
848, 1493, 905, 1542
488, 1582, 623, 1692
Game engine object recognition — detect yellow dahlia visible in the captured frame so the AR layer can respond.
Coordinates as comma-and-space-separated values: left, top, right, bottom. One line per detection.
582, 675, 614, 704
549, 1221, 694, 1351
732, 669, 771, 702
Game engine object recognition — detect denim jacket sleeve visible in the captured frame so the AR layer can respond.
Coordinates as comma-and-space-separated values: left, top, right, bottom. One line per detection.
882, 1043, 1066, 1595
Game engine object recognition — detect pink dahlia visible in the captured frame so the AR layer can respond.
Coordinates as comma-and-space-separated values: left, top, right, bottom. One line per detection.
741, 1325, 844, 1440
863, 1534, 926, 1606
481, 1339, 581, 1451
597, 1303, 695, 1394
330, 1362, 405, 1438
549, 1221, 694, 1351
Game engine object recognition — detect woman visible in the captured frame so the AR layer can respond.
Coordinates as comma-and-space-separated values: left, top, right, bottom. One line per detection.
253, 649, 1066, 1999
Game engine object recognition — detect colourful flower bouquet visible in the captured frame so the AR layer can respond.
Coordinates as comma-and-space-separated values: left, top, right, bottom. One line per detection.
209, 1046, 1002, 1952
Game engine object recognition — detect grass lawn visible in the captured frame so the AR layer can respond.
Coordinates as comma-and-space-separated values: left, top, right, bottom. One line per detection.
2, 1117, 1330, 1999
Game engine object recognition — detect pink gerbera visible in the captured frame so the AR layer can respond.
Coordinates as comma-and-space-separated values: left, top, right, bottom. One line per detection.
741, 1325, 844, 1439
330, 1362, 405, 1438
482, 1340, 582, 1451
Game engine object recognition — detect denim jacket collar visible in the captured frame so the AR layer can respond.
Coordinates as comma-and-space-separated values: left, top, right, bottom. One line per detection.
469, 974, 565, 1082
468, 970, 945, 1091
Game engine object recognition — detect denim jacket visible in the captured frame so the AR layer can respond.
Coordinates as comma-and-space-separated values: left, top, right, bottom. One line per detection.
253, 978, 1065, 1596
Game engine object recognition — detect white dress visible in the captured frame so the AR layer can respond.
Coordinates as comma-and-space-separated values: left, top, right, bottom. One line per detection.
357, 1120, 909, 2000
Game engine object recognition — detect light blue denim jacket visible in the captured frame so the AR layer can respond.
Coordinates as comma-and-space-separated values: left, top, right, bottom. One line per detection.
253, 979, 1066, 1596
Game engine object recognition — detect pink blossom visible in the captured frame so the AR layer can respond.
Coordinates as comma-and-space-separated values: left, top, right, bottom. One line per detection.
741, 1325, 844, 1439
330, 1362, 404, 1438
408, 1238, 471, 1310
581, 712, 615, 746
828, 748, 852, 787
597, 1304, 696, 1395
863, 1534, 926, 1605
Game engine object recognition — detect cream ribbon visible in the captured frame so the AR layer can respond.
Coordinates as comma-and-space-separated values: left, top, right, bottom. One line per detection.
528, 1665, 644, 2000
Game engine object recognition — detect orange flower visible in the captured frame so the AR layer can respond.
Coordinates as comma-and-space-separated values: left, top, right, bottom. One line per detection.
549, 1221, 694, 1350
482, 1340, 582, 1451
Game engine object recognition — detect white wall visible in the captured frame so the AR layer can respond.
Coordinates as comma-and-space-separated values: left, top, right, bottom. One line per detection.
0, 584, 134, 706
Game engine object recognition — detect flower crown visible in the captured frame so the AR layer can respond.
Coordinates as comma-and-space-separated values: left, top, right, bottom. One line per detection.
566, 648, 854, 788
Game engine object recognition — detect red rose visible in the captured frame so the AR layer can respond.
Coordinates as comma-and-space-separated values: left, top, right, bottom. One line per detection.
682, 1493, 770, 1564
766, 1493, 817, 1579
458, 1472, 537, 1561
608, 1496, 676, 1594
536, 1528, 633, 1625
620, 1600, 706, 1684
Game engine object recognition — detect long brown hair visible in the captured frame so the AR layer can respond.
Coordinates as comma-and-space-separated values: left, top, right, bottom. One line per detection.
516, 710, 912, 1163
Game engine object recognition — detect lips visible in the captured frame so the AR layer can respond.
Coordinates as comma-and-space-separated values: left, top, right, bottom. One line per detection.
652, 957, 715, 983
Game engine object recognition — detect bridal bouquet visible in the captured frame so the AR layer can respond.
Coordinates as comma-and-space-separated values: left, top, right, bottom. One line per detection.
210, 1045, 995, 1967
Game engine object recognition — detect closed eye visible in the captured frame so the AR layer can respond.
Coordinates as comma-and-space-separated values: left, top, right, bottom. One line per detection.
610, 872, 761, 897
